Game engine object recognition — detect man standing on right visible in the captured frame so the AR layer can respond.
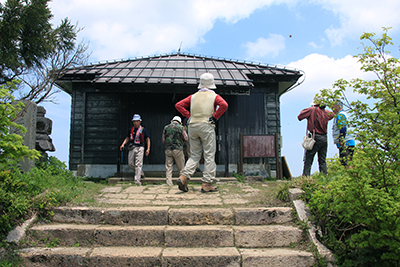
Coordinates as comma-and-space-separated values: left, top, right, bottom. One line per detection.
175, 73, 228, 193
298, 97, 338, 176
162, 116, 188, 186
332, 101, 355, 166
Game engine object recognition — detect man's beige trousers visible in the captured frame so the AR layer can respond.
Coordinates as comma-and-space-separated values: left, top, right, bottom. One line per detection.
181, 122, 216, 183
128, 146, 144, 183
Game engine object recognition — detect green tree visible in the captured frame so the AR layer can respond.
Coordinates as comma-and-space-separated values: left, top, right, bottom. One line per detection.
309, 28, 400, 266
0, 0, 54, 84
0, 0, 90, 104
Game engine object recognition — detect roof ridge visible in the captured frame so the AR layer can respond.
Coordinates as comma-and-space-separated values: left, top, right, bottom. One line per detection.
84, 52, 298, 72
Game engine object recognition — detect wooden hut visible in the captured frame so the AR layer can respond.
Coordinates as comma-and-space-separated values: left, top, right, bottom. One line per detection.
55, 53, 303, 178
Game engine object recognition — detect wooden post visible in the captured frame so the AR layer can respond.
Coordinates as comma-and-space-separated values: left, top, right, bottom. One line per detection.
275, 133, 281, 179
80, 92, 86, 164
239, 133, 243, 175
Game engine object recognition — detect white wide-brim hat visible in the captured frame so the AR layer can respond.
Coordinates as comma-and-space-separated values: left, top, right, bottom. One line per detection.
171, 116, 182, 124
198, 73, 216, 89
132, 114, 142, 121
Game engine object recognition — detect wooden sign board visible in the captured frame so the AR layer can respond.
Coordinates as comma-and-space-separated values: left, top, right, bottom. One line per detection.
243, 135, 275, 158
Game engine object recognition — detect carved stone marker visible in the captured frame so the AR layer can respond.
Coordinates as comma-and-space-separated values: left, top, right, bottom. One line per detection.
11, 100, 37, 172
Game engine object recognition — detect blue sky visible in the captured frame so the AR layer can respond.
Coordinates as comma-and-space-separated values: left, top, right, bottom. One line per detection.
40, 0, 400, 177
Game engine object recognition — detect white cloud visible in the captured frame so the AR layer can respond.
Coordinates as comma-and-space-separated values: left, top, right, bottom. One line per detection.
284, 53, 376, 104
244, 34, 286, 59
312, 0, 400, 46
49, 0, 282, 61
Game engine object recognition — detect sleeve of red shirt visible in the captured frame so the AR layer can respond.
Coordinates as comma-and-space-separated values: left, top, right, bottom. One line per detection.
175, 95, 192, 118
298, 107, 312, 121
325, 109, 335, 121
213, 95, 228, 119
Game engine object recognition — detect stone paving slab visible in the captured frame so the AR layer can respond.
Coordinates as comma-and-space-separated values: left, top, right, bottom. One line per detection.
235, 207, 293, 225
154, 193, 220, 200
127, 194, 156, 200
234, 225, 303, 248
152, 199, 223, 206
100, 187, 122, 193
20, 247, 90, 267
89, 247, 163, 267
240, 248, 315, 267
29, 224, 98, 247
162, 247, 240, 267
121, 186, 145, 193
97, 199, 153, 205
165, 225, 234, 247
223, 199, 250, 204
169, 208, 234, 225
94, 225, 164, 246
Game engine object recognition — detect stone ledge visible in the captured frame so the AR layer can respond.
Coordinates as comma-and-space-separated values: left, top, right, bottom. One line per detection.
28, 223, 305, 249
51, 206, 169, 225
7, 213, 37, 244
290, 188, 337, 267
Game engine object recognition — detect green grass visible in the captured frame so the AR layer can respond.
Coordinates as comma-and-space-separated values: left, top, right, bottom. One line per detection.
0, 157, 94, 265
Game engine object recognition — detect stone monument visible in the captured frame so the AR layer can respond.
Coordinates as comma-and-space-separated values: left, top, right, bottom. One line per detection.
36, 106, 56, 163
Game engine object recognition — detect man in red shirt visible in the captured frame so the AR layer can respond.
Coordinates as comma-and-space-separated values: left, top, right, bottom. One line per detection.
175, 73, 228, 193
298, 98, 338, 176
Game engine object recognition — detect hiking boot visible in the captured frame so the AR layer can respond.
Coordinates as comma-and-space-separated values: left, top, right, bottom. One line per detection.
177, 175, 189, 192
201, 182, 218, 193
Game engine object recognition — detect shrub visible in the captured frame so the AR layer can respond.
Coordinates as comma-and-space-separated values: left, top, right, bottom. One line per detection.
308, 154, 400, 266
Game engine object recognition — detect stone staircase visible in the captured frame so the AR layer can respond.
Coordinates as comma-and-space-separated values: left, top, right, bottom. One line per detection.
19, 183, 316, 267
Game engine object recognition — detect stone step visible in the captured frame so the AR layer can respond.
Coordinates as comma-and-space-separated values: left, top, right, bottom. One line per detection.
108, 176, 238, 184
20, 246, 315, 267
50, 206, 293, 226
28, 224, 303, 248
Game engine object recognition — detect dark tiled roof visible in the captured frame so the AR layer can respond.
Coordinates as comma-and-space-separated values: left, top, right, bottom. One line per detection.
58, 53, 301, 89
